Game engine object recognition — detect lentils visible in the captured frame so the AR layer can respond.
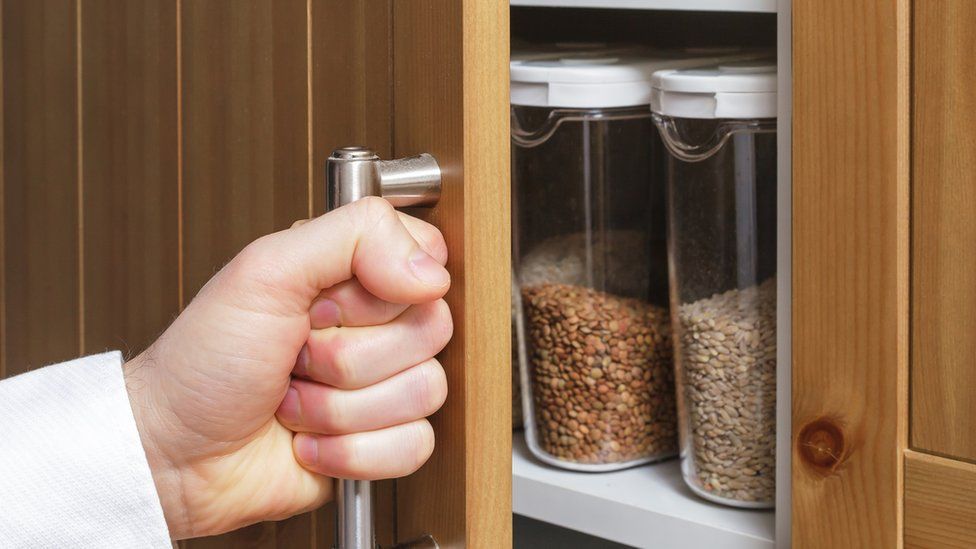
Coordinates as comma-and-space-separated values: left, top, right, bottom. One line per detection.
522, 283, 677, 465
677, 278, 776, 504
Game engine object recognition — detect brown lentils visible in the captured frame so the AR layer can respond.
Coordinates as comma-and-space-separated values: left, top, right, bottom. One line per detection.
676, 278, 776, 504
522, 283, 677, 465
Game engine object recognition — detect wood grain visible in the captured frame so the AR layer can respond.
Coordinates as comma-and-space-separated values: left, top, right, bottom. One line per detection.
310, 0, 392, 216
393, 2, 512, 547
1, 0, 80, 376
910, 0, 976, 463
80, 0, 179, 358
792, 0, 910, 547
905, 450, 976, 548
180, 1, 310, 546
180, 0, 309, 300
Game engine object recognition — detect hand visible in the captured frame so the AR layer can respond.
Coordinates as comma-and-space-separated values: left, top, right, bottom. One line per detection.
123, 198, 453, 540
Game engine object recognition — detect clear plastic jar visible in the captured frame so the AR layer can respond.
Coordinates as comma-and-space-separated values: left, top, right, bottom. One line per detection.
652, 61, 777, 507
512, 104, 676, 471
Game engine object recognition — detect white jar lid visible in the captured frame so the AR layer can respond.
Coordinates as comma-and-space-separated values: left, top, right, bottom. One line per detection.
650, 60, 777, 119
511, 49, 760, 109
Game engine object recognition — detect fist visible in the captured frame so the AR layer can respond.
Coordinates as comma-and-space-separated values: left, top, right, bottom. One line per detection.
123, 198, 452, 539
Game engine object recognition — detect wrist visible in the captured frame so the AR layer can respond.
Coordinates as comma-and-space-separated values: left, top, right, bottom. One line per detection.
123, 350, 193, 539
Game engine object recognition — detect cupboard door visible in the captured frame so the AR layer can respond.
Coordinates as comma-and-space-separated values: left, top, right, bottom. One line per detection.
793, 0, 910, 547
0, 0, 511, 547
911, 0, 976, 463
390, 3, 511, 547
909, 1, 976, 547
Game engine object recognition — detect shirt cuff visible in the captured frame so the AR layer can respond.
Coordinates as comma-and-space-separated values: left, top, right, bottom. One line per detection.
0, 351, 172, 548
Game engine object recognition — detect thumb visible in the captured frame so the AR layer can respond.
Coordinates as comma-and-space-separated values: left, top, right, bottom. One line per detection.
226, 197, 450, 311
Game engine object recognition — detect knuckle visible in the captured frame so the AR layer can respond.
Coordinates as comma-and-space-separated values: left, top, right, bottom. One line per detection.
356, 196, 398, 230
415, 360, 448, 414
424, 299, 454, 351
320, 389, 348, 434
320, 333, 358, 388
426, 228, 449, 264
234, 236, 291, 290
333, 436, 367, 478
403, 421, 435, 475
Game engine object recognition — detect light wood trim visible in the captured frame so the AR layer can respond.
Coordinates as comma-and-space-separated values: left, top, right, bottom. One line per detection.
80, 0, 180, 357
1, 0, 81, 376
792, 1, 910, 547
910, 0, 976, 463
461, 1, 511, 545
905, 450, 976, 548
180, 1, 311, 546
392, 1, 511, 547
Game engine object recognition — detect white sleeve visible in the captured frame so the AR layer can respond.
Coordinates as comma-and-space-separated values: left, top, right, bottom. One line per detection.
0, 351, 172, 548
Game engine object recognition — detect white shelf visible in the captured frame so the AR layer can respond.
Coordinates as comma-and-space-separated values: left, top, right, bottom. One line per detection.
513, 434, 775, 549
510, 0, 776, 13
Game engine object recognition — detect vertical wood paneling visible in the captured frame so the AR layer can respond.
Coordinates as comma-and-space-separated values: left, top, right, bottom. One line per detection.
911, 0, 976, 463
393, 2, 511, 547
180, 1, 310, 547
80, 0, 179, 358
309, 2, 394, 544
792, 0, 910, 547
310, 0, 392, 217
180, 0, 309, 299
1, 0, 80, 376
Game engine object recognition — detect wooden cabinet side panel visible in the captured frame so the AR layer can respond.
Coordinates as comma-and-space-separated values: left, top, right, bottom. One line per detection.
910, 0, 976, 463
905, 450, 976, 549
180, 1, 311, 547
80, 0, 180, 358
792, 1, 910, 547
393, 1, 511, 547
1, 0, 81, 376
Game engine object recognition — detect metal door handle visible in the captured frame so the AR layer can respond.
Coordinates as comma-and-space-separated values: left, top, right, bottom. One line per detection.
325, 147, 442, 549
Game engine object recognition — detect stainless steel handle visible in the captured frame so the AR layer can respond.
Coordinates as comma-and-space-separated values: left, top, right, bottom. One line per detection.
325, 146, 442, 549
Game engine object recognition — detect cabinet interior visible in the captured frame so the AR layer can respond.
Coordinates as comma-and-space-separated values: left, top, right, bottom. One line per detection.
512, 7, 776, 50
510, 6, 782, 549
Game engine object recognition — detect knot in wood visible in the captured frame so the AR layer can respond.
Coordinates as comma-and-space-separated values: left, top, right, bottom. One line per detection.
798, 417, 845, 473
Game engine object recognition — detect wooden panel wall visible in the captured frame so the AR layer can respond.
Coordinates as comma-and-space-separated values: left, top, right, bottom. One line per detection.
2, 0, 80, 376
911, 0, 976, 463
792, 0, 910, 547
81, 0, 179, 357
0, 1, 398, 547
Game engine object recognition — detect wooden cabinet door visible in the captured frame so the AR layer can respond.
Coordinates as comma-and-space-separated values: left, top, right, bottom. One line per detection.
907, 1, 976, 547
794, 0, 976, 547
0, 1, 511, 547
792, 0, 910, 546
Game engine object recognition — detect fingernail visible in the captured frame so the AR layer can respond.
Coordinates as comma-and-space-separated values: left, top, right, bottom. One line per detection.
280, 385, 301, 421
409, 249, 450, 287
294, 344, 310, 377
309, 298, 341, 328
295, 435, 318, 466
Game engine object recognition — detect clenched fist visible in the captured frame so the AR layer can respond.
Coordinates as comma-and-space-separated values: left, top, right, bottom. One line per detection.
123, 197, 452, 539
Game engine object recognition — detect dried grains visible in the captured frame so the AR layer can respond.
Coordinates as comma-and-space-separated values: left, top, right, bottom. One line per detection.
522, 282, 677, 464
677, 278, 776, 503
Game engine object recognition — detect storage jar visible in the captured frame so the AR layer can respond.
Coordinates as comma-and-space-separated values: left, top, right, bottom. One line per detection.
651, 60, 777, 506
512, 49, 750, 471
